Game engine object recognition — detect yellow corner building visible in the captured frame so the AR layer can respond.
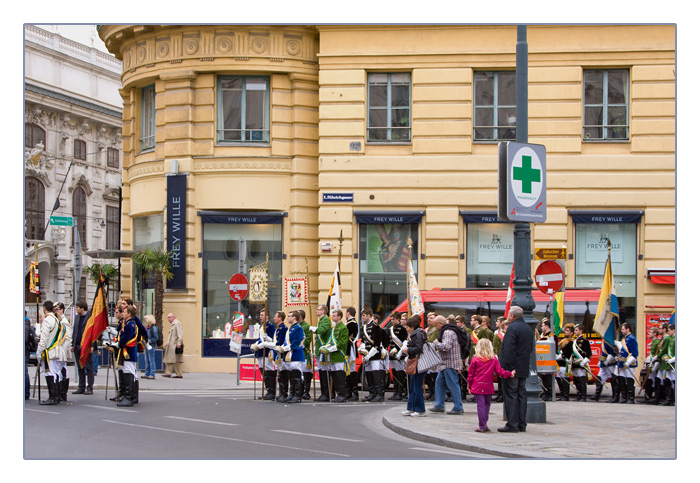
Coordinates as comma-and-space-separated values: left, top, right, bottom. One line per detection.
98, 25, 675, 373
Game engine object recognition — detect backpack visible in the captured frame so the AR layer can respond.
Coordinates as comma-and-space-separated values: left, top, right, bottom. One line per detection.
156, 326, 164, 347
441, 324, 470, 359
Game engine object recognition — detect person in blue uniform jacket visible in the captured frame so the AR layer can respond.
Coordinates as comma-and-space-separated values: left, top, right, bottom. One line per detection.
272, 311, 289, 402
276, 310, 307, 403
251, 310, 277, 400
116, 306, 139, 407
616, 322, 639, 404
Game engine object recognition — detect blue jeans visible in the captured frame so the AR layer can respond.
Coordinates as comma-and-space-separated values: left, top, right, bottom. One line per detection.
407, 372, 427, 413
434, 368, 463, 411
92, 350, 100, 375
145, 347, 156, 377
25, 356, 30, 400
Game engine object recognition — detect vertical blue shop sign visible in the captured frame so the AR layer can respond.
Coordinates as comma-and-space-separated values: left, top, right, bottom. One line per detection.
167, 174, 187, 289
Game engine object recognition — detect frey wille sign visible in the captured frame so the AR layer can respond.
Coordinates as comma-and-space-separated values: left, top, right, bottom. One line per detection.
167, 174, 187, 289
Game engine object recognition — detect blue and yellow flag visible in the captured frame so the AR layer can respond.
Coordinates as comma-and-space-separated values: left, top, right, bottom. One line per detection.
593, 256, 619, 347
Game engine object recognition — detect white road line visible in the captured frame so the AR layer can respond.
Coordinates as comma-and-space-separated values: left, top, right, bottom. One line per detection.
271, 429, 363, 443
410, 446, 488, 457
164, 416, 239, 426
82, 404, 139, 413
103, 420, 351, 458
25, 408, 61, 415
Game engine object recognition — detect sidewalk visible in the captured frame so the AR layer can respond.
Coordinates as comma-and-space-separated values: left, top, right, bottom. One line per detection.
56, 371, 677, 459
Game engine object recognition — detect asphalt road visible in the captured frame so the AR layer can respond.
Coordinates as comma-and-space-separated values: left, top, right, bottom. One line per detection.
24, 389, 494, 460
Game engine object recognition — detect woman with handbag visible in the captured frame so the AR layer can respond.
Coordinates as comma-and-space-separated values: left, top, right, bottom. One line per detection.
402, 315, 428, 417
163, 312, 184, 378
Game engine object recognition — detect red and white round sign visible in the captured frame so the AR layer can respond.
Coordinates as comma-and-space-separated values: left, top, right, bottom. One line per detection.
228, 273, 249, 301
534, 260, 564, 295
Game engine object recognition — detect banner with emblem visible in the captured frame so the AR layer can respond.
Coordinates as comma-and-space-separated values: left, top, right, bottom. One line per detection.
407, 259, 424, 316
248, 261, 268, 303
283, 276, 309, 307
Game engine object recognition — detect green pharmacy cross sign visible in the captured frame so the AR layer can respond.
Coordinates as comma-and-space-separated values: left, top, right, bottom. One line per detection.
498, 142, 547, 223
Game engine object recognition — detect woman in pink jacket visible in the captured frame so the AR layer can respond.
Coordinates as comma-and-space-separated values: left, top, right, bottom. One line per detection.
467, 338, 515, 432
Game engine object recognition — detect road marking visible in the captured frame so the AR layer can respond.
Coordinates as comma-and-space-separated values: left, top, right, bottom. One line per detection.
83, 404, 139, 413
271, 429, 363, 443
410, 446, 490, 457
164, 416, 239, 426
103, 420, 351, 458
25, 408, 60, 415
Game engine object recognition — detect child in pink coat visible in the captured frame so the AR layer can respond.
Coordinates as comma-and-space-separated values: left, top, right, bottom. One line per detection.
467, 338, 516, 432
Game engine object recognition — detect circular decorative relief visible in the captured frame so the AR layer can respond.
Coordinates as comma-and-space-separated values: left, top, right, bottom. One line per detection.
156, 41, 170, 58
286, 39, 301, 56
184, 38, 199, 56
216, 36, 233, 54
250, 37, 268, 54
136, 46, 147, 63
124, 52, 131, 68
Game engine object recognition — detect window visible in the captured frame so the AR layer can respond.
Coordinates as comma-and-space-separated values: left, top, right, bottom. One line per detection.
367, 73, 411, 142
72, 187, 87, 248
106, 205, 120, 250
141, 84, 156, 151
465, 221, 514, 288
25, 177, 45, 240
473, 71, 516, 141
25, 123, 45, 149
218, 76, 269, 142
132, 214, 164, 317
107, 147, 120, 168
74, 139, 87, 160
583, 69, 629, 140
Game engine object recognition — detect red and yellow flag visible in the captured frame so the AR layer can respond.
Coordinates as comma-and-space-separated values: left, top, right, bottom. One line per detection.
79, 274, 108, 366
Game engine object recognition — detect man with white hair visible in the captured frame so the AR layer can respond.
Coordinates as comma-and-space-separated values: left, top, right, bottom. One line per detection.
498, 306, 533, 433
429, 315, 465, 415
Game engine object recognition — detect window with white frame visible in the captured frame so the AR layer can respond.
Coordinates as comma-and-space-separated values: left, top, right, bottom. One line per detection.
141, 84, 156, 151
583, 69, 629, 141
217, 76, 270, 143
367, 72, 411, 142
473, 71, 516, 141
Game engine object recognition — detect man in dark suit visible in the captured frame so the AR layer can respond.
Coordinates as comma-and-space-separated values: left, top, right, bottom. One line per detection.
70, 300, 96, 395
497, 305, 533, 433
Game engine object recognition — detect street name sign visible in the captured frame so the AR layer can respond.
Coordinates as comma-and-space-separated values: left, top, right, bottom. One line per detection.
498, 141, 547, 223
49, 215, 73, 226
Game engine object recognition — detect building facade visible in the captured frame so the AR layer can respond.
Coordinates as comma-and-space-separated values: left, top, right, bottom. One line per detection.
99, 24, 675, 373
24, 25, 123, 315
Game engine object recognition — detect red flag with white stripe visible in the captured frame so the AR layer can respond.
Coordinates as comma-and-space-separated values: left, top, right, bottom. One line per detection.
504, 263, 515, 316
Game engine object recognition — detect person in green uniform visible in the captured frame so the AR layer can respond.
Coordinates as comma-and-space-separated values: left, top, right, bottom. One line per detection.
321, 309, 349, 403
658, 323, 675, 406
298, 309, 313, 400
311, 304, 333, 401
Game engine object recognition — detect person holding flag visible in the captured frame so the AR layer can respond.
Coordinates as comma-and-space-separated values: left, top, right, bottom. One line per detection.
571, 324, 593, 401
311, 305, 333, 402
250, 309, 277, 400
71, 300, 96, 394
114, 306, 140, 407
276, 310, 306, 403
615, 322, 639, 404
594, 338, 618, 402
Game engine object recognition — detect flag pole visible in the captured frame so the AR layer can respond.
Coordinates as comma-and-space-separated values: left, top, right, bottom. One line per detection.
406, 238, 413, 318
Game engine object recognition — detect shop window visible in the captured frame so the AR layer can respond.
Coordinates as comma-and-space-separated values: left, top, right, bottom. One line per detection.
356, 211, 422, 319
473, 71, 516, 141
462, 212, 514, 288
25, 177, 45, 240
200, 212, 284, 357
141, 84, 156, 151
583, 69, 629, 141
367, 72, 411, 142
217, 76, 270, 143
132, 213, 164, 316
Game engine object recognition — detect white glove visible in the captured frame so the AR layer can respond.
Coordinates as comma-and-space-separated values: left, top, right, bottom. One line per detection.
605, 354, 615, 366
251, 343, 260, 351
309, 326, 318, 333
365, 347, 378, 361
358, 343, 368, 356
624, 355, 636, 368
390, 348, 398, 358
556, 354, 563, 362
614, 340, 622, 350
275, 346, 284, 354
668, 356, 675, 364
326, 345, 337, 353
262, 334, 273, 343
282, 344, 291, 353
652, 361, 660, 372
264, 340, 277, 349
581, 357, 590, 366
644, 356, 651, 364
381, 348, 388, 358
652, 355, 658, 363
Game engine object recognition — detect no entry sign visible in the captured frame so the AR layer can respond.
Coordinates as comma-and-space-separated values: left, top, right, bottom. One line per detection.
228, 273, 249, 301
534, 260, 564, 295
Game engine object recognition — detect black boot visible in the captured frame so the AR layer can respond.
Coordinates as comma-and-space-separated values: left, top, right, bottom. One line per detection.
591, 378, 603, 401
625, 378, 635, 404
391, 371, 405, 401
317, 371, 330, 401
288, 370, 303, 403
608, 375, 620, 403
110, 370, 125, 402
263, 371, 277, 400
369, 371, 384, 402
347, 371, 359, 401
556, 377, 570, 401
653, 377, 664, 405
40, 376, 59, 405
662, 379, 675, 406
276, 370, 290, 402
362, 371, 375, 401
643, 374, 654, 403
617, 376, 628, 403
302, 371, 312, 400
133, 379, 139, 404
117, 374, 134, 407
333, 371, 347, 402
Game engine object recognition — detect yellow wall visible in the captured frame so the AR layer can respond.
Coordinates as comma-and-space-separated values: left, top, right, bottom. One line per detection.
100, 24, 676, 373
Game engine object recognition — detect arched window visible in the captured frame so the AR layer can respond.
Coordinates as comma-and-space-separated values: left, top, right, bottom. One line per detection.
72, 186, 87, 248
25, 123, 45, 149
25, 177, 45, 240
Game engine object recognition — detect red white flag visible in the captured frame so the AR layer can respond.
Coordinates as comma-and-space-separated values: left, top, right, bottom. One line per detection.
504, 263, 515, 316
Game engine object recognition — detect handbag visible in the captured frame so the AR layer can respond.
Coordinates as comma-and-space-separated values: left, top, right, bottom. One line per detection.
175, 344, 184, 354
417, 342, 442, 373
406, 356, 418, 375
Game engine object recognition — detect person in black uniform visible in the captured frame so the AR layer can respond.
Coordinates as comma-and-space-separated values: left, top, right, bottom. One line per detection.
571, 324, 593, 401
344, 307, 360, 400
359, 307, 385, 402
387, 312, 409, 400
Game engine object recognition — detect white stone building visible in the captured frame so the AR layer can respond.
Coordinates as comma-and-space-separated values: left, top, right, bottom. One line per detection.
24, 25, 123, 317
